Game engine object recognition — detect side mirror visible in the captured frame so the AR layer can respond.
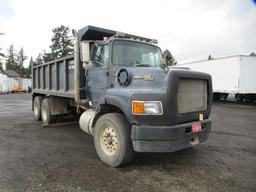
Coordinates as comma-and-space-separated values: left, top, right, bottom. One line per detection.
159, 58, 167, 70
80, 41, 92, 70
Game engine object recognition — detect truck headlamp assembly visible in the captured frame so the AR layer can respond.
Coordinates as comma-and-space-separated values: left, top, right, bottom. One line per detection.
132, 101, 163, 115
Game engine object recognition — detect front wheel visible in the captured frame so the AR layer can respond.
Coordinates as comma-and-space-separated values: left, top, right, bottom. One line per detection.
93, 113, 134, 167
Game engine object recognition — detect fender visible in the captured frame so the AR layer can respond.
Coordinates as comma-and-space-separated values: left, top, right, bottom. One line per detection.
94, 91, 133, 124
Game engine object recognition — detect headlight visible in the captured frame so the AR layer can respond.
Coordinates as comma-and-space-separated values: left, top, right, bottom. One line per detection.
132, 101, 163, 115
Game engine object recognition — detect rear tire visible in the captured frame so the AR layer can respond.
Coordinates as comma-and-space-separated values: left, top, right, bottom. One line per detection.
235, 94, 245, 102
94, 113, 134, 167
245, 94, 255, 102
222, 93, 229, 100
213, 93, 221, 101
41, 98, 56, 124
34, 96, 43, 120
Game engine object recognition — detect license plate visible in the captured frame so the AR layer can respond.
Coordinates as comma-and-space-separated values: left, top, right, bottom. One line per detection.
192, 122, 202, 133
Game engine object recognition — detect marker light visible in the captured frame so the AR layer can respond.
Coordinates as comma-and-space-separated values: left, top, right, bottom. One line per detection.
132, 101, 163, 115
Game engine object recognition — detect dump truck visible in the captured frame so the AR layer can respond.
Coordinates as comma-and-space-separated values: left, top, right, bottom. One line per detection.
32, 26, 212, 167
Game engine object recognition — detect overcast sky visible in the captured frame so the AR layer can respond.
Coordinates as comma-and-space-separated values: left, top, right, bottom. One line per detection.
0, 0, 255, 67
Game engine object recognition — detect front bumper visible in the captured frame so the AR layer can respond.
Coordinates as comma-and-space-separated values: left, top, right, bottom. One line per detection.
131, 119, 211, 152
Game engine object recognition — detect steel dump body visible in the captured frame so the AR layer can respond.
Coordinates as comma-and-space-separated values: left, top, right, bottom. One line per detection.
32, 55, 85, 99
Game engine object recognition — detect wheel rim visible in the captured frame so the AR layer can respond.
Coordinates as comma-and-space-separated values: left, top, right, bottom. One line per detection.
41, 106, 47, 122
34, 103, 39, 117
100, 127, 118, 156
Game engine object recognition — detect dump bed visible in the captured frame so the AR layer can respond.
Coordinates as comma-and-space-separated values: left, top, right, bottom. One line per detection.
32, 55, 85, 98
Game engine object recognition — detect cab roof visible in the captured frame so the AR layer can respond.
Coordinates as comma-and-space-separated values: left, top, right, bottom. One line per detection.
78, 25, 152, 42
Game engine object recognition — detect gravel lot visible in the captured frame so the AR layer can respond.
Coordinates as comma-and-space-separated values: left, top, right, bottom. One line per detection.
0, 94, 255, 192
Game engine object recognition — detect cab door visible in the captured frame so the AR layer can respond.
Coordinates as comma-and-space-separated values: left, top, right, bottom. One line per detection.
86, 44, 110, 108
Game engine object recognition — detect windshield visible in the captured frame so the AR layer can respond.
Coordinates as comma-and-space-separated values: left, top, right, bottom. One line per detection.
112, 40, 162, 67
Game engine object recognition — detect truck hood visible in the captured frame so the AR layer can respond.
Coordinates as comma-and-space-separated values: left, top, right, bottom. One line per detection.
105, 67, 212, 126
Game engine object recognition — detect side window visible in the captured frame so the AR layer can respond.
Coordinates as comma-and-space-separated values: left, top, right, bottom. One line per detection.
93, 44, 109, 67
94, 46, 102, 65
102, 44, 109, 64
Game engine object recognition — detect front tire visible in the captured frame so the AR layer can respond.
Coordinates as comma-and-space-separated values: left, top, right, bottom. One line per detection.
41, 98, 56, 124
94, 113, 134, 167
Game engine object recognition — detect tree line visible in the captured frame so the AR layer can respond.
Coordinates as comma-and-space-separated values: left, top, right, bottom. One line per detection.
2, 45, 31, 78
0, 25, 74, 78
2, 25, 256, 77
35, 25, 177, 66
35, 25, 73, 64
0, 32, 32, 77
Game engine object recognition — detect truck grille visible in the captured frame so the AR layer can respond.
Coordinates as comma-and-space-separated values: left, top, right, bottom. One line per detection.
177, 79, 207, 113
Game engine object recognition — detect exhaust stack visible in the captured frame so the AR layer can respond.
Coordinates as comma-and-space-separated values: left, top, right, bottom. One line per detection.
72, 29, 88, 105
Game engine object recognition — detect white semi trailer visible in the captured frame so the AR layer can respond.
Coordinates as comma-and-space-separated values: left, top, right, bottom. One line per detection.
178, 55, 256, 102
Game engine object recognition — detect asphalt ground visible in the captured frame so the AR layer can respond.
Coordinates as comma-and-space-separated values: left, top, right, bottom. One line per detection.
0, 94, 255, 192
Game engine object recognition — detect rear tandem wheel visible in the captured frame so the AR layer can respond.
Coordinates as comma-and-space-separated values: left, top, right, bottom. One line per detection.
41, 98, 56, 124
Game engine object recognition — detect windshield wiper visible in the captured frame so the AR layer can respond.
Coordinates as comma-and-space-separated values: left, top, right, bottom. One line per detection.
135, 64, 151, 67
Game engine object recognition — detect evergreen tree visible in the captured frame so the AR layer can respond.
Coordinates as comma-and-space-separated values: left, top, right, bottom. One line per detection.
49, 25, 73, 59
163, 49, 177, 66
0, 33, 5, 70
4, 45, 31, 78
35, 54, 43, 65
0, 51, 4, 70
249, 52, 256, 56
0, 52, 3, 70
5, 44, 18, 71
17, 48, 27, 68
29, 57, 33, 70
42, 50, 54, 62
17, 48, 27, 77
24, 57, 33, 78
41, 25, 73, 63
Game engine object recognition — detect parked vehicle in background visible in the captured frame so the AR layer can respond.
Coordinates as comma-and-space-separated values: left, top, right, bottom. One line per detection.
0, 70, 31, 93
0, 70, 17, 93
32, 25, 213, 167
11, 79, 26, 93
179, 55, 256, 102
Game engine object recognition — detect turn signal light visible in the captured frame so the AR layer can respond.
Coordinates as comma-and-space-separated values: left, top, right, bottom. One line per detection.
132, 101, 163, 115
132, 102, 144, 114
